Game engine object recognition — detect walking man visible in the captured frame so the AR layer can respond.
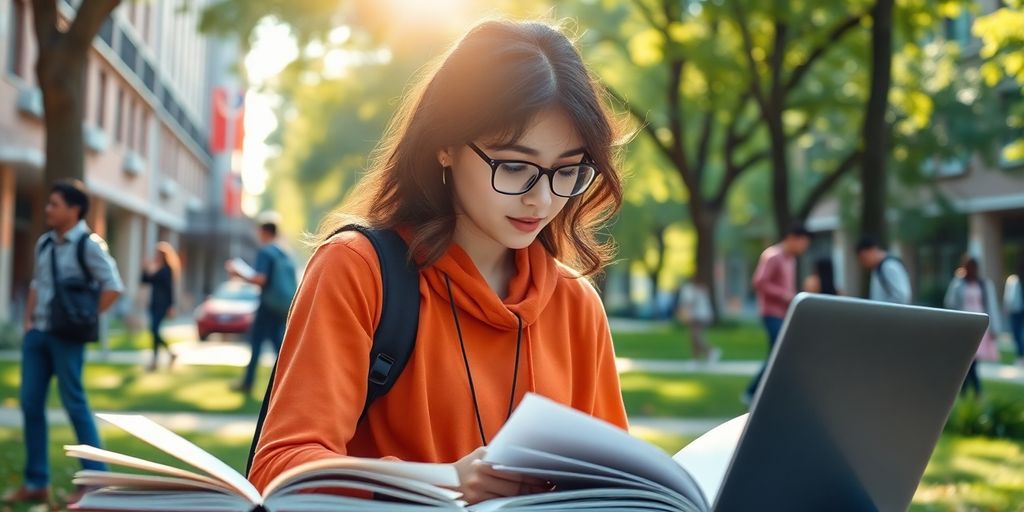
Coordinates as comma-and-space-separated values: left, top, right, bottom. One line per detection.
4, 180, 124, 507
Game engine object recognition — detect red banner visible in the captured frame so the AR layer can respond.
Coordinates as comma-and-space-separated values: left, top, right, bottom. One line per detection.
223, 171, 243, 217
210, 87, 245, 153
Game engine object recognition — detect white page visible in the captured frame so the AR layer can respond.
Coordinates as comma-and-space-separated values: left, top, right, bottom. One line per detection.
96, 413, 262, 505
229, 257, 257, 280
72, 470, 236, 494
263, 456, 460, 497
268, 466, 463, 502
672, 414, 747, 504
65, 445, 225, 488
485, 394, 707, 509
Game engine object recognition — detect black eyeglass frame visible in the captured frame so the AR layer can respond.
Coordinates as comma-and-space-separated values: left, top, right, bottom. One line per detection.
466, 142, 598, 198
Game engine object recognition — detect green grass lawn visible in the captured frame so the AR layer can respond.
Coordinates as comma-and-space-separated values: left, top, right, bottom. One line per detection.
0, 425, 251, 511
0, 319, 1022, 510
613, 322, 768, 360
612, 321, 1023, 364
0, 362, 271, 414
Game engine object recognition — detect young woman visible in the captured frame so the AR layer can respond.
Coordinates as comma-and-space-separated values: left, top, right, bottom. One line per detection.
248, 20, 628, 504
803, 257, 840, 296
141, 242, 180, 371
944, 256, 1003, 398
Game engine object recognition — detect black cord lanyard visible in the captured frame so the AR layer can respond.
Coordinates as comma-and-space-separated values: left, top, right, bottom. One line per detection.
444, 273, 523, 446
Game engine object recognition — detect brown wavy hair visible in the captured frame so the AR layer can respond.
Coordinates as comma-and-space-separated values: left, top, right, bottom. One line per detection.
316, 19, 624, 276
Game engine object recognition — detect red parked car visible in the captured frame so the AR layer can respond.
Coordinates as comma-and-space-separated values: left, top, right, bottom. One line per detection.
195, 280, 261, 341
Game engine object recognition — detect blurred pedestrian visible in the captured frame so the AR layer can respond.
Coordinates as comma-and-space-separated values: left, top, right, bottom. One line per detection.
226, 212, 296, 395
1003, 257, 1024, 366
803, 257, 841, 295
2, 180, 123, 507
141, 241, 180, 371
945, 256, 1002, 398
856, 237, 911, 304
744, 224, 811, 405
676, 278, 720, 362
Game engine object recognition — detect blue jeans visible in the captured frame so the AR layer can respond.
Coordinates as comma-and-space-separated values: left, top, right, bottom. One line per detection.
20, 329, 107, 489
1010, 312, 1024, 359
745, 316, 785, 400
242, 309, 286, 389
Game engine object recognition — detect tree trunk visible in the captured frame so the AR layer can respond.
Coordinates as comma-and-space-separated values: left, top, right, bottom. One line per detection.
691, 203, 721, 322
37, 44, 88, 184
767, 110, 791, 238
859, 0, 894, 294
647, 225, 667, 316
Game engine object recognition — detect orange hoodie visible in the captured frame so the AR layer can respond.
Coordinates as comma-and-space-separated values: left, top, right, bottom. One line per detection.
248, 231, 628, 492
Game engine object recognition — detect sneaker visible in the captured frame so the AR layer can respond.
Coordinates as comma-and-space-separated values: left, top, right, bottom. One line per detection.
2, 485, 49, 504
63, 485, 90, 507
740, 392, 753, 407
707, 347, 723, 364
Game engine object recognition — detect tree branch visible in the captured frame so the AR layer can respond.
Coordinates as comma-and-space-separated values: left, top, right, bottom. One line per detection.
732, 4, 768, 111
67, 0, 120, 50
785, 13, 865, 93
605, 85, 678, 169
796, 150, 861, 221
631, 0, 665, 30
31, 0, 60, 51
695, 110, 714, 178
769, 21, 788, 108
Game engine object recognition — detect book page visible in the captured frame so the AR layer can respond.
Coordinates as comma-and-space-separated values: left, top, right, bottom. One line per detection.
229, 257, 257, 280
96, 413, 262, 505
484, 394, 707, 509
64, 445, 225, 489
263, 456, 460, 497
72, 470, 236, 494
672, 413, 748, 504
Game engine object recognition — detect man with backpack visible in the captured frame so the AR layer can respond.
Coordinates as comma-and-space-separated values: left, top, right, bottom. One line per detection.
856, 237, 912, 304
226, 212, 297, 395
3, 180, 123, 507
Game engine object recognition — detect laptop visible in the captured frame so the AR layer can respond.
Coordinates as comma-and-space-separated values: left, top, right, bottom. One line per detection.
712, 293, 989, 512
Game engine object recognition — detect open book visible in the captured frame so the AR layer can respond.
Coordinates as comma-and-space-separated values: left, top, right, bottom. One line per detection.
66, 394, 745, 511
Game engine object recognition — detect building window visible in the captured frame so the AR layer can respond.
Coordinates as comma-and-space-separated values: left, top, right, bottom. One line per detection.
142, 60, 155, 93
138, 111, 148, 157
99, 17, 114, 47
127, 99, 136, 150
7, 0, 26, 78
119, 32, 138, 73
96, 71, 108, 129
115, 89, 124, 143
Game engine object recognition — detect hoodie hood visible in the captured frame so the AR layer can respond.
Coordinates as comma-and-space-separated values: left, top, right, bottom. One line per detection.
422, 240, 559, 331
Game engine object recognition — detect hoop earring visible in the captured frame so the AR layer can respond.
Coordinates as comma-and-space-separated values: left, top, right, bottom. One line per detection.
442, 166, 451, 185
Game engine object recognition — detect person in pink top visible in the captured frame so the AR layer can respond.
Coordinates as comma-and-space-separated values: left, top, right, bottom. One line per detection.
744, 224, 811, 404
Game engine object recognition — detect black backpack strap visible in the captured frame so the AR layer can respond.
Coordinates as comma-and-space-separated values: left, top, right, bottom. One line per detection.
876, 255, 903, 298
245, 225, 420, 476
76, 234, 95, 284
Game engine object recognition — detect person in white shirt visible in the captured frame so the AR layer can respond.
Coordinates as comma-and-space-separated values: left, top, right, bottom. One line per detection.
945, 256, 1003, 397
676, 278, 720, 363
856, 237, 911, 304
1004, 258, 1024, 366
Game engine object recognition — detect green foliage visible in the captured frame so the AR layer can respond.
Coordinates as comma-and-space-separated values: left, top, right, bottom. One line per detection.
946, 396, 1024, 439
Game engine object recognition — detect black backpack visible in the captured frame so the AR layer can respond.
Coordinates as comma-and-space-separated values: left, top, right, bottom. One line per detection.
245, 226, 421, 475
40, 234, 101, 343
875, 255, 907, 299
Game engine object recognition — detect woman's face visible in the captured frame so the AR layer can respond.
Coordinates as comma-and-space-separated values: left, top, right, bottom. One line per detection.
444, 108, 586, 251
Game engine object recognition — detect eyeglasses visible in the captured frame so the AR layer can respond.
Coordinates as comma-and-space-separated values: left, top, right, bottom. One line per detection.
466, 142, 598, 198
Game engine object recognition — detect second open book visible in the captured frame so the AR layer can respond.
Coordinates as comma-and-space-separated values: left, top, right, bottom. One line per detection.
67, 393, 744, 511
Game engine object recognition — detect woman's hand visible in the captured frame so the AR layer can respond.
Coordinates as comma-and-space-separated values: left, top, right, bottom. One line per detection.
453, 447, 553, 505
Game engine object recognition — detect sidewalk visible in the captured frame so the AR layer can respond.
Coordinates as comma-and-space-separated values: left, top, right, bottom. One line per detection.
0, 405, 726, 438
3, 342, 1022, 385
